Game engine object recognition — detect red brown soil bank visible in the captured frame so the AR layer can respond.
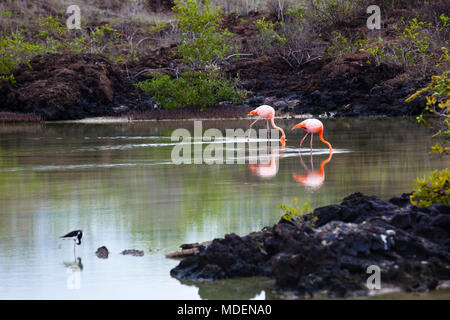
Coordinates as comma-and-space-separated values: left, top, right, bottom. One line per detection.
0, 53, 135, 121
170, 193, 450, 297
227, 51, 427, 117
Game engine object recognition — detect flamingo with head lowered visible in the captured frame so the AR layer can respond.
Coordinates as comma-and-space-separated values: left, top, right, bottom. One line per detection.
248, 105, 286, 144
292, 119, 332, 152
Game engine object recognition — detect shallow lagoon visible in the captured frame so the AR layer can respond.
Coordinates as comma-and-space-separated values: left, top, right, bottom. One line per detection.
0, 118, 447, 299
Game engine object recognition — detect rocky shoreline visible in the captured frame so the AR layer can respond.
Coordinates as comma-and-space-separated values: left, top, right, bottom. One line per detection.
169, 192, 450, 298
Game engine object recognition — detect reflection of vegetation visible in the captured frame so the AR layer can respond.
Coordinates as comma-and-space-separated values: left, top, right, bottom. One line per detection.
410, 169, 450, 207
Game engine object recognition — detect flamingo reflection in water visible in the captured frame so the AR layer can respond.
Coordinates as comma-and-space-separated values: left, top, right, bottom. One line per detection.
292, 150, 333, 190
248, 144, 285, 179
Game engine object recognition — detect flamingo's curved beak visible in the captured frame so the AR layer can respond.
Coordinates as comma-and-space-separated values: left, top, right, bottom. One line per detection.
291, 123, 305, 130
248, 110, 258, 116
280, 136, 286, 144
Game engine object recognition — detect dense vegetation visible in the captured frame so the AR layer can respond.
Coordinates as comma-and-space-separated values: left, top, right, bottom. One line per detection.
134, 0, 244, 109
1, 0, 449, 104
406, 71, 449, 207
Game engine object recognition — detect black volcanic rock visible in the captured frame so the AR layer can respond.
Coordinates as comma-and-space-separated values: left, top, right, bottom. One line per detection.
170, 193, 450, 297
95, 246, 109, 259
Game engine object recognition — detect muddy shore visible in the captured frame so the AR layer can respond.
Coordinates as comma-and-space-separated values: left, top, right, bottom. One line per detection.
0, 49, 426, 121
0, 7, 432, 122
169, 192, 450, 298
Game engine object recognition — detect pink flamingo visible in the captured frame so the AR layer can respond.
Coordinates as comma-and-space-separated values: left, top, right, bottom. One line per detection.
247, 105, 286, 144
291, 119, 332, 152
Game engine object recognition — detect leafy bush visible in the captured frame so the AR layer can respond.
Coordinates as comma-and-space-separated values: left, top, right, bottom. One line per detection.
173, 0, 236, 69
410, 169, 450, 207
38, 15, 66, 40
362, 17, 449, 76
135, 71, 243, 110
251, 5, 322, 67
0, 31, 44, 83
305, 0, 363, 28
279, 198, 315, 224
254, 17, 286, 55
406, 71, 450, 154
67, 24, 122, 55
134, 0, 243, 110
327, 31, 368, 59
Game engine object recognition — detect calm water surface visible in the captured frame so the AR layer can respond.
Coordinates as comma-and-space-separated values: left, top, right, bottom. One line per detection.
0, 118, 447, 299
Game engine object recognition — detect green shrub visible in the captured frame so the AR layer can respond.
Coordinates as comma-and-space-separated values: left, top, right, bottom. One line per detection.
279, 198, 315, 224
410, 169, 450, 207
254, 17, 286, 55
173, 0, 236, 69
362, 17, 448, 76
66, 24, 121, 55
0, 31, 44, 83
327, 31, 368, 59
134, 0, 243, 110
406, 71, 450, 154
38, 15, 66, 40
135, 71, 243, 110
305, 0, 362, 28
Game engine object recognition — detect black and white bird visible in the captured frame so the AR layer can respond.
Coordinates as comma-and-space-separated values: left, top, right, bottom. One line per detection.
60, 230, 83, 255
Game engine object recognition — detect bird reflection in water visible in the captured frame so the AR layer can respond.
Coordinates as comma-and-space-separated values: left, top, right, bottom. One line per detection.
248, 142, 285, 179
292, 150, 333, 190
64, 257, 83, 290
63, 257, 83, 271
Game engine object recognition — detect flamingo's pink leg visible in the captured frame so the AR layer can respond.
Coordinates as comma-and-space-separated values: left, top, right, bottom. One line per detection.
300, 132, 309, 148
310, 132, 314, 152
248, 117, 260, 140
266, 119, 270, 140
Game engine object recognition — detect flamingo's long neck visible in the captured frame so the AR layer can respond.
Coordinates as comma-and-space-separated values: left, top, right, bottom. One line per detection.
319, 129, 333, 152
270, 117, 286, 141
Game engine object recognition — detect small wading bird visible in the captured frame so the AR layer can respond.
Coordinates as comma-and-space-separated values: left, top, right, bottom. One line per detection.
247, 105, 286, 144
60, 230, 83, 256
291, 119, 332, 152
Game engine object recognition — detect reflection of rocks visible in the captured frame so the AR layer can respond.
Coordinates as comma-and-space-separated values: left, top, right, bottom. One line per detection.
171, 193, 450, 297
178, 277, 276, 300
95, 246, 109, 259
121, 249, 144, 256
